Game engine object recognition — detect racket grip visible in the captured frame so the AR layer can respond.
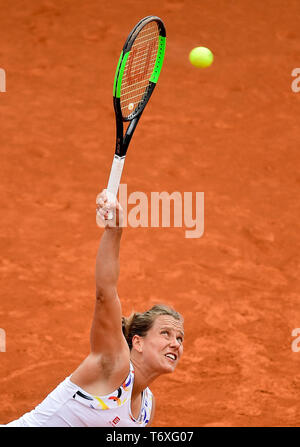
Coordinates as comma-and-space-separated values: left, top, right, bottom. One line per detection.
106, 155, 125, 221
107, 155, 125, 196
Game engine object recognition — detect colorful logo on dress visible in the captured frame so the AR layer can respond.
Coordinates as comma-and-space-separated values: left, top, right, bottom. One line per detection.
112, 416, 120, 426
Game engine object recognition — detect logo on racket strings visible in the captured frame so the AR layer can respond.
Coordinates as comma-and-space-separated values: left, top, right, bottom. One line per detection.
126, 42, 156, 86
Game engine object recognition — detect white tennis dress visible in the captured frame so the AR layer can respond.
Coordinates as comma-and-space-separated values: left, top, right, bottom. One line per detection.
4, 362, 153, 427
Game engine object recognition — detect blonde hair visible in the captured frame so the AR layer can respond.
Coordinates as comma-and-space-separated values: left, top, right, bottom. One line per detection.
122, 304, 183, 350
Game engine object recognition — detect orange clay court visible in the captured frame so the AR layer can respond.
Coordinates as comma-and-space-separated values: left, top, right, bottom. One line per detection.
1, 0, 300, 427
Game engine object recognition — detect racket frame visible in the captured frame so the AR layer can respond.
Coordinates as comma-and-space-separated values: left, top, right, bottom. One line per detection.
113, 15, 166, 158
103, 16, 166, 221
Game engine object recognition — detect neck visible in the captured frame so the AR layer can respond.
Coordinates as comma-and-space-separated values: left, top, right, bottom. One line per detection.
130, 354, 160, 399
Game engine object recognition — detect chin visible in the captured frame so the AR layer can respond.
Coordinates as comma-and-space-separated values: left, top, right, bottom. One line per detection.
164, 366, 175, 374
160, 360, 177, 374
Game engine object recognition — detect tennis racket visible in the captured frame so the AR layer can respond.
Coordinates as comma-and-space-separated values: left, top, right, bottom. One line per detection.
98, 15, 166, 223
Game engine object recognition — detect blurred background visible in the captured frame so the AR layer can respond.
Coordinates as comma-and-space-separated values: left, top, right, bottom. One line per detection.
0, 0, 300, 426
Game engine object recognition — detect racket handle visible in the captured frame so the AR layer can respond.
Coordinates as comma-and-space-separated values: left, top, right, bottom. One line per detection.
106, 155, 125, 221
107, 155, 125, 196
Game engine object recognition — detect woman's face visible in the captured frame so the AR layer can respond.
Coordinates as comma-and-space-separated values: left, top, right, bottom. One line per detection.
134, 315, 184, 374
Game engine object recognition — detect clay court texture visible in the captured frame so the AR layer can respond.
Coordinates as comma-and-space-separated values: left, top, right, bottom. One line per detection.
1, 0, 300, 427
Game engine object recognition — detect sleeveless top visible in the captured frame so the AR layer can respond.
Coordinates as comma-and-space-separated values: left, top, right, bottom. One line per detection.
5, 362, 153, 427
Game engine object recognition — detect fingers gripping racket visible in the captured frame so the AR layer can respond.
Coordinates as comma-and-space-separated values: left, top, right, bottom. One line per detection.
101, 16, 166, 221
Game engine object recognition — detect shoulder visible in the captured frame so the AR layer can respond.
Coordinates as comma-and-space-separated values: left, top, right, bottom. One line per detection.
71, 349, 130, 394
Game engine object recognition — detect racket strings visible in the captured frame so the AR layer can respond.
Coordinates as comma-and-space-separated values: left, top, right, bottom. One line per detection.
120, 22, 159, 117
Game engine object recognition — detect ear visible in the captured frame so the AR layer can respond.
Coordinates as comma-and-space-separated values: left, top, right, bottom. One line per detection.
131, 334, 144, 353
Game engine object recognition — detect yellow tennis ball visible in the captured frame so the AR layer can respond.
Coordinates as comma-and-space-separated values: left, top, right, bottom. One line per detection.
189, 47, 214, 68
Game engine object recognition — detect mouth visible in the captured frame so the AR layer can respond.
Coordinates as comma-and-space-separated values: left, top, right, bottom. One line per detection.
165, 353, 177, 362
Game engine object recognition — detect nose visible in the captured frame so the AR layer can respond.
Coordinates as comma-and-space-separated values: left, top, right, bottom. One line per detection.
169, 336, 181, 349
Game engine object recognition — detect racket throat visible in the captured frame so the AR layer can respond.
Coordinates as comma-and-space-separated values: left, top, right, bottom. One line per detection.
115, 116, 141, 156
123, 116, 141, 151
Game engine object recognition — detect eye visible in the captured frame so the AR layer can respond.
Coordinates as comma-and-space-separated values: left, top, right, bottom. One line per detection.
161, 330, 169, 336
177, 337, 183, 344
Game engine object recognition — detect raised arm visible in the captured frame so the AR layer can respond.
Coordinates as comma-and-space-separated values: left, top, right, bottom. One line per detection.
90, 191, 129, 357
95, 221, 122, 298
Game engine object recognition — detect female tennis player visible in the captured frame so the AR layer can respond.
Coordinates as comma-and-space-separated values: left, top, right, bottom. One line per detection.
4, 190, 184, 427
